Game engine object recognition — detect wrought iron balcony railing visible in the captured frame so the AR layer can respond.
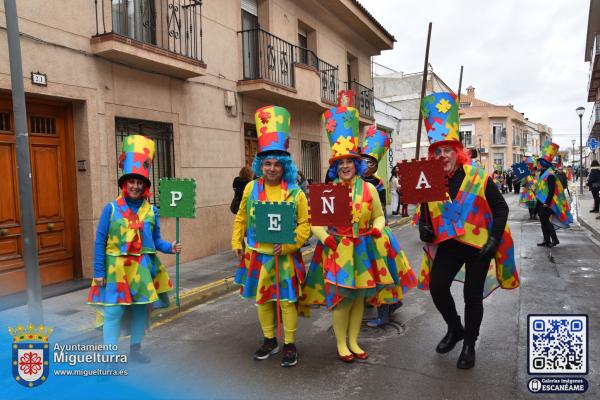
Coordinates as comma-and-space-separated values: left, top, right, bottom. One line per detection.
346, 80, 374, 118
240, 28, 339, 104
94, 0, 203, 62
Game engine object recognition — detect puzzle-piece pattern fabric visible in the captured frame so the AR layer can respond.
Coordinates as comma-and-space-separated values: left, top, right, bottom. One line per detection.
255, 105, 291, 154
535, 168, 573, 228
301, 177, 416, 309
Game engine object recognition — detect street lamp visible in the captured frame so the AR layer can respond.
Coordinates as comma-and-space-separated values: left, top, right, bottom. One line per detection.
576, 106, 585, 194
571, 139, 576, 182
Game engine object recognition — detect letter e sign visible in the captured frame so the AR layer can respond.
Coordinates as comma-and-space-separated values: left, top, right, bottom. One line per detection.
255, 202, 296, 244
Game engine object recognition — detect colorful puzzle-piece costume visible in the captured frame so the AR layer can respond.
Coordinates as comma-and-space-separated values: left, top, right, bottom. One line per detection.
88, 135, 173, 306
416, 93, 519, 298
534, 142, 573, 229
232, 105, 310, 304
302, 97, 416, 310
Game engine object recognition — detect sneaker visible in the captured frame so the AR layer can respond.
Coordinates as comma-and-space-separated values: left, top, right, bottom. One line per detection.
129, 343, 151, 364
253, 337, 279, 360
280, 343, 298, 367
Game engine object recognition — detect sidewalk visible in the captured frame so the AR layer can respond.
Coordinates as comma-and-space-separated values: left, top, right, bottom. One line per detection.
0, 213, 412, 344
572, 183, 600, 240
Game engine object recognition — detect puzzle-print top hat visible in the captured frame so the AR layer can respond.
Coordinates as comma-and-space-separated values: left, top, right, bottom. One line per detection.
323, 90, 360, 163
118, 134, 155, 187
361, 125, 391, 163
255, 105, 291, 156
539, 141, 559, 164
421, 92, 460, 148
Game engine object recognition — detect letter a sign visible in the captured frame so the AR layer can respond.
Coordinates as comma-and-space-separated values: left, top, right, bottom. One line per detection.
396, 158, 447, 204
307, 184, 352, 227
255, 202, 296, 244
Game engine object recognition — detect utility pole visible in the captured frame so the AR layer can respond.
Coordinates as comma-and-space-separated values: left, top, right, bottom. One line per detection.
4, 0, 44, 324
415, 22, 432, 159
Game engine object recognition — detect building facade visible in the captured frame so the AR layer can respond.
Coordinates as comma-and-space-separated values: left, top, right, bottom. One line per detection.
0, 0, 394, 295
585, 0, 600, 164
459, 86, 540, 173
373, 69, 454, 162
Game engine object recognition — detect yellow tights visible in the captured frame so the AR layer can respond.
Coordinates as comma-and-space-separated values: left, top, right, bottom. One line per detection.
332, 296, 365, 356
256, 301, 297, 344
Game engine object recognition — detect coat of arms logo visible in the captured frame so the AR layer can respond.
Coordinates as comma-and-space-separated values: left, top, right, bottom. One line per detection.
9, 324, 53, 388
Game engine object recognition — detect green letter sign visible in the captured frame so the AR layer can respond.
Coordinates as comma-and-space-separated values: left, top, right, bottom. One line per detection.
158, 178, 196, 218
254, 201, 296, 244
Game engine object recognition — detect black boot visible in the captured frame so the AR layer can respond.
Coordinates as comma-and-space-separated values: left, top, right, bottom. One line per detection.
457, 342, 476, 369
435, 317, 464, 354
130, 343, 151, 364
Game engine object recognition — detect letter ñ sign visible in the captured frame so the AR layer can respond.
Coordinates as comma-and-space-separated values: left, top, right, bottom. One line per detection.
255, 202, 296, 244
307, 184, 352, 227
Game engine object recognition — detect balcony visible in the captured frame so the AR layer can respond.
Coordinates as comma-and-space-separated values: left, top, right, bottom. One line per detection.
238, 28, 339, 112
91, 0, 206, 79
589, 102, 600, 138
346, 80, 375, 120
588, 34, 600, 102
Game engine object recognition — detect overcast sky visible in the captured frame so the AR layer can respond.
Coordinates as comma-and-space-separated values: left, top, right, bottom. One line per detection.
361, 0, 592, 150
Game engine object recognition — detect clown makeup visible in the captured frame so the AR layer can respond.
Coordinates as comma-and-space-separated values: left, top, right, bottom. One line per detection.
337, 158, 356, 182
125, 178, 146, 199
433, 145, 458, 175
364, 157, 377, 177
261, 158, 284, 185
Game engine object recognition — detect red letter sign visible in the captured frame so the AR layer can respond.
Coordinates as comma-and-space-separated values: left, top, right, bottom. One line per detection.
307, 184, 352, 227
396, 158, 447, 204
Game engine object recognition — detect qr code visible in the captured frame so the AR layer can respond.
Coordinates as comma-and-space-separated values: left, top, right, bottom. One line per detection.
528, 315, 588, 374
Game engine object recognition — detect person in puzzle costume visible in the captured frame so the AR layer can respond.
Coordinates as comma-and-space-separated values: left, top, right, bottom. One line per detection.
416, 92, 519, 369
518, 156, 539, 220
88, 134, 181, 363
360, 126, 404, 328
302, 91, 417, 363
231, 105, 310, 368
534, 141, 573, 247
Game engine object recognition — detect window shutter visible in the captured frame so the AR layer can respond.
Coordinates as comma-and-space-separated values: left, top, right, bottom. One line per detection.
241, 0, 258, 16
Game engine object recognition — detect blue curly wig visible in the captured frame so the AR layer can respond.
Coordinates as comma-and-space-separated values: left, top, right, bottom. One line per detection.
327, 157, 368, 181
252, 152, 298, 185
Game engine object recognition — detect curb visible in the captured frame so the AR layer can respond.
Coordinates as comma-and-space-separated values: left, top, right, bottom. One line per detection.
575, 194, 600, 241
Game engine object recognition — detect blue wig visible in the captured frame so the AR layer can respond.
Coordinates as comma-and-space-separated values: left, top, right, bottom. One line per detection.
252, 153, 298, 186
327, 157, 368, 181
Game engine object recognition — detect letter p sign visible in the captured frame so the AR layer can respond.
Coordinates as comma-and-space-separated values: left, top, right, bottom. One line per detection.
170, 191, 183, 206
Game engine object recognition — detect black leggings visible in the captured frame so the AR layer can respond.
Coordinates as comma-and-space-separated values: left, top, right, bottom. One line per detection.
429, 239, 491, 345
538, 204, 558, 243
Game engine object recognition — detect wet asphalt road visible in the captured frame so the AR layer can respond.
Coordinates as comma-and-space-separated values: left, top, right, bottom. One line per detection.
139, 193, 600, 400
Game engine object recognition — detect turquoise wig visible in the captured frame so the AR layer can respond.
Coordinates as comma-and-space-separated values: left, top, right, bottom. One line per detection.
252, 153, 298, 186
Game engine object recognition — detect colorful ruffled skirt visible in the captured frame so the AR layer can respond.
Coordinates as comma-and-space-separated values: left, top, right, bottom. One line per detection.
301, 227, 416, 309
234, 248, 306, 304
88, 253, 173, 305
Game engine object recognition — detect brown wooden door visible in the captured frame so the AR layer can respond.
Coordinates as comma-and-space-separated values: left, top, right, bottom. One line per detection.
0, 96, 79, 296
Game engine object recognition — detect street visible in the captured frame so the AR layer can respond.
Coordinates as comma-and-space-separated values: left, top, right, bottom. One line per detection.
135, 194, 600, 400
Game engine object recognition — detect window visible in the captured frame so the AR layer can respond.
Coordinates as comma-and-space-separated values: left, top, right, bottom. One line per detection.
492, 124, 506, 145
493, 152, 504, 169
111, 0, 156, 45
460, 126, 473, 147
115, 117, 175, 204
460, 102, 470, 108
298, 32, 308, 65
241, 4, 259, 79
301, 140, 321, 183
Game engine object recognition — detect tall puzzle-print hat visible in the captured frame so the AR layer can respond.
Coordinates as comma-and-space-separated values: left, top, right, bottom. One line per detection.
421, 92, 460, 148
118, 134, 155, 187
323, 90, 360, 164
524, 156, 538, 173
361, 125, 391, 163
255, 105, 291, 156
538, 141, 559, 164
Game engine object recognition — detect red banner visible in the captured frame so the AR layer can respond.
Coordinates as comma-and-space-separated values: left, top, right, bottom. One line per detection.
307, 184, 352, 227
396, 158, 447, 204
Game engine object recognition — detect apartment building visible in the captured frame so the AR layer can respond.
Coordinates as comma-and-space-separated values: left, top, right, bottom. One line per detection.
459, 86, 535, 173
585, 0, 600, 164
0, 0, 394, 295
374, 69, 454, 162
